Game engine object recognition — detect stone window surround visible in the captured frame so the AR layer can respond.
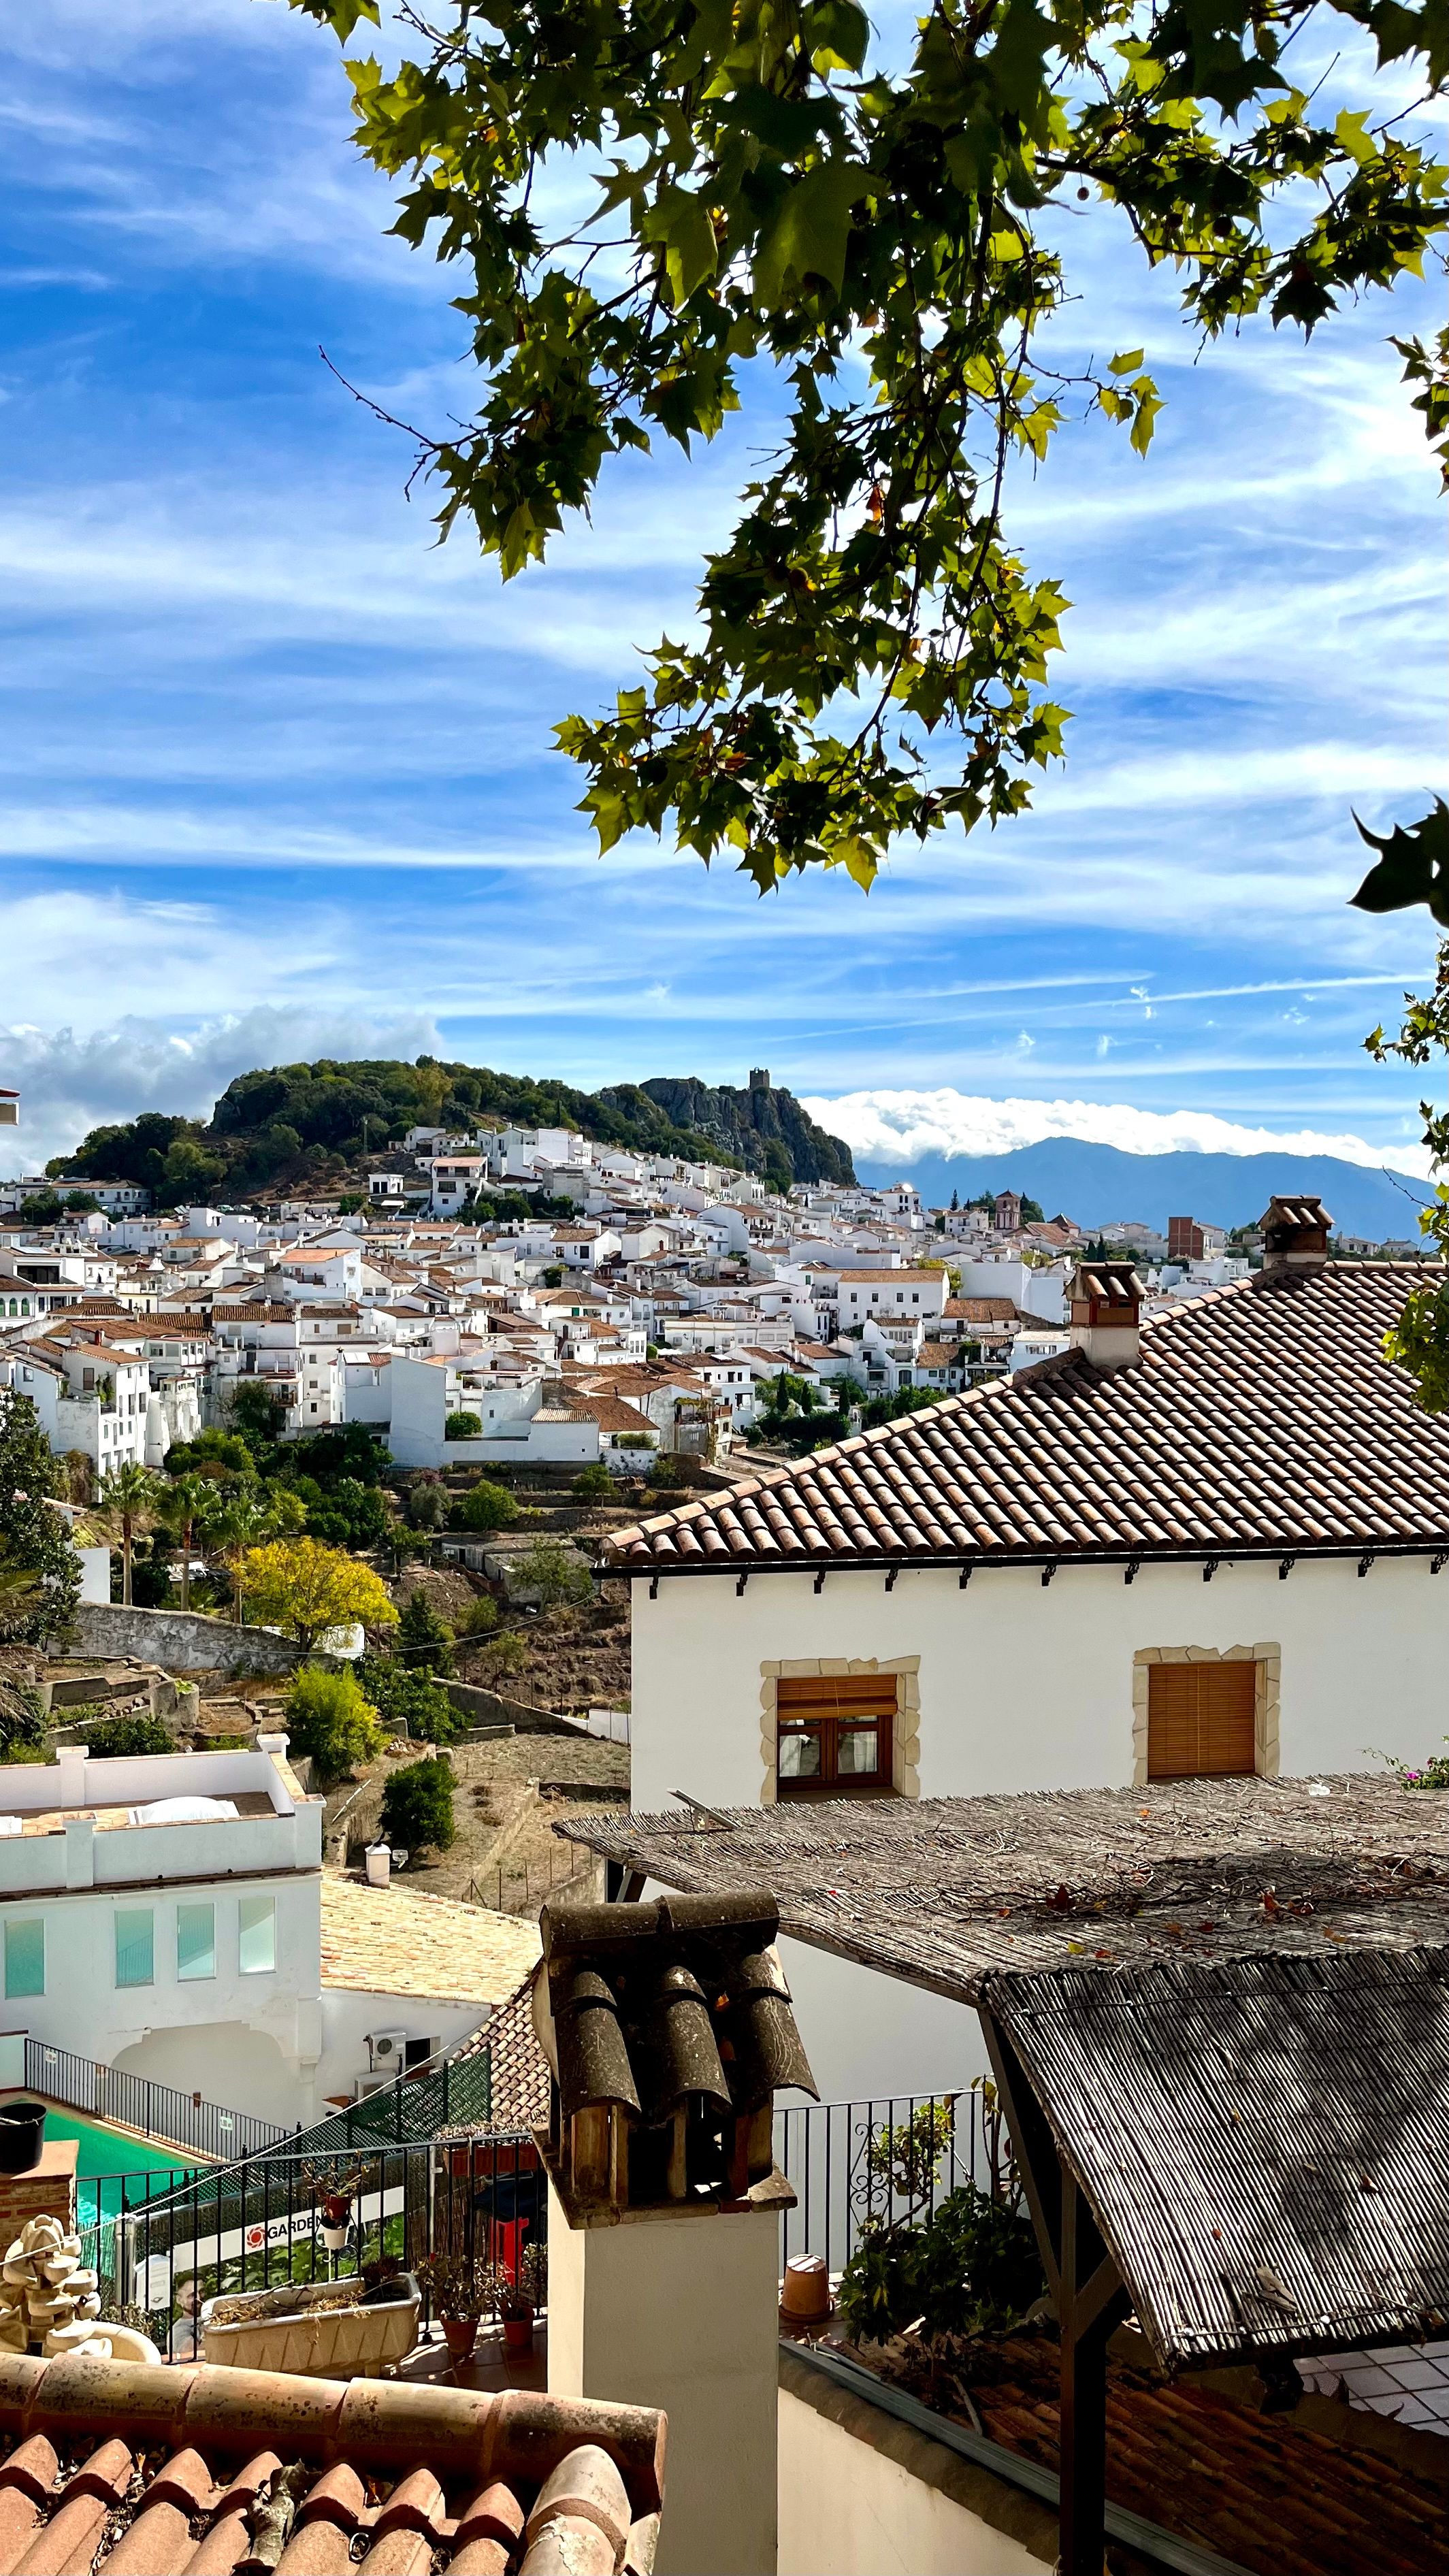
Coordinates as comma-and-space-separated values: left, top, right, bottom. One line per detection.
1132, 1642, 1281, 1787
758, 1658, 920, 1806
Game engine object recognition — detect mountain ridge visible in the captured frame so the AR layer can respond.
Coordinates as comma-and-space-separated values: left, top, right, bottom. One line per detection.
851, 1136, 1432, 1241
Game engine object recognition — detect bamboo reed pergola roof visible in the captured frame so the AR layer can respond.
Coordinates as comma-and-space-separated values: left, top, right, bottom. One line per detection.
987, 1946, 1449, 2371
557, 1773, 1449, 2002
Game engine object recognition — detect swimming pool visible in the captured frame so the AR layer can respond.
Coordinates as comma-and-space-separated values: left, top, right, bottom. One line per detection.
36, 2106, 197, 2221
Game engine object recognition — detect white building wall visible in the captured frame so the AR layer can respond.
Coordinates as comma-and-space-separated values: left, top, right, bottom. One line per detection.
628, 1557, 1449, 2096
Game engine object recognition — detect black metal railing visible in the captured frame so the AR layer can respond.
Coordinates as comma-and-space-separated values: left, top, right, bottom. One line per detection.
24, 2040, 292, 2161
775, 2087, 1003, 2278
80, 2132, 544, 2355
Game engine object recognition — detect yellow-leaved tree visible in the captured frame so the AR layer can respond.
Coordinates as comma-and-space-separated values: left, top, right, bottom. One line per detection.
241, 1538, 398, 1655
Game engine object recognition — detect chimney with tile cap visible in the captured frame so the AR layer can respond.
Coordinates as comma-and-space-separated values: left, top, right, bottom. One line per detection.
1259, 1194, 1332, 1279
535, 1889, 817, 2576
1067, 1260, 1143, 1369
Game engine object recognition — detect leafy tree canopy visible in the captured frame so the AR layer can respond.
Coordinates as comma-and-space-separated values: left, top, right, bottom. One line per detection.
288, 0, 1446, 891
283, 1665, 387, 1786
0, 1394, 77, 1644
240, 1537, 400, 1651
380, 1754, 457, 1853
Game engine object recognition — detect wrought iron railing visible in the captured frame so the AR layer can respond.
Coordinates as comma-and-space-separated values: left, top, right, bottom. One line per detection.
78, 2132, 543, 2353
775, 2087, 1002, 2278
25, 2039, 292, 2162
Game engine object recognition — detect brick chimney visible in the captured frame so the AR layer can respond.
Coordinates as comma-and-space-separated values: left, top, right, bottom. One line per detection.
534, 1889, 817, 2576
1067, 1259, 1143, 1369
1259, 1195, 1332, 1279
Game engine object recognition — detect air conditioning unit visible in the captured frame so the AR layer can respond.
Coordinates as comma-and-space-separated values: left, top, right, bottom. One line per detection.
365, 2027, 408, 2071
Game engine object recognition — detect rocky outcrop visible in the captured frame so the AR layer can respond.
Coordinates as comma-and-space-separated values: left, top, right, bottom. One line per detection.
632, 1073, 856, 1186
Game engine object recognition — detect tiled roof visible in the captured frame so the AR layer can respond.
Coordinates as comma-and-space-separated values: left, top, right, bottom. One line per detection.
602, 1265, 1449, 1569
860, 2328, 1449, 2576
319, 1875, 540, 2004
944, 1297, 1018, 1323
0, 2349, 664, 2574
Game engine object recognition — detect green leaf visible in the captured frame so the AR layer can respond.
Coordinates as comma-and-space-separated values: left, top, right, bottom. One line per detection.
752, 159, 868, 305
1109, 348, 1145, 374
828, 835, 879, 891
1350, 799, 1449, 926
804, 0, 870, 72
643, 184, 718, 306
990, 0, 1055, 118
286, 0, 378, 37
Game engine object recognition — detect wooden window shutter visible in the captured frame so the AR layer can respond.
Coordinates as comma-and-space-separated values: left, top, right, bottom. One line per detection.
1147, 1662, 1256, 1780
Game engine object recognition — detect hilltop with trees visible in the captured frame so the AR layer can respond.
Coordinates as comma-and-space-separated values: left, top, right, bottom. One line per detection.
44, 1053, 856, 1207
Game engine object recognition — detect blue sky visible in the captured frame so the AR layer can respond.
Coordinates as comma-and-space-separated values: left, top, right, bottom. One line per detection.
1, 0, 1446, 1176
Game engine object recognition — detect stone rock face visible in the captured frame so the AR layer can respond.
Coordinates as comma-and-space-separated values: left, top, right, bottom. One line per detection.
628, 1077, 856, 1186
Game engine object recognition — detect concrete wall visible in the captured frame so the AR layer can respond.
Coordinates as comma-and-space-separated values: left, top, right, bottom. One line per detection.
778, 2364, 1053, 2575
61, 1602, 302, 1674
547, 2178, 781, 2576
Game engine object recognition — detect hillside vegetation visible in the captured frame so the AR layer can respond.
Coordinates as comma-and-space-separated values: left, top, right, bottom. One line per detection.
48, 1055, 856, 1208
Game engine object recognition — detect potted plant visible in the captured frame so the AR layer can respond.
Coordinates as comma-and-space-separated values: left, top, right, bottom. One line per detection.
416, 2249, 493, 2366
302, 2159, 369, 2255
498, 2240, 546, 2355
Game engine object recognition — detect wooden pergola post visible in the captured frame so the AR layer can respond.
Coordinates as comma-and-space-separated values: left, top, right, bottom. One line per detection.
980, 2005, 1130, 2576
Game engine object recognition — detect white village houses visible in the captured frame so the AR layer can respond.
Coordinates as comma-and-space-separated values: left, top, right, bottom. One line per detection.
0, 1737, 537, 2125
604, 1205, 1449, 2101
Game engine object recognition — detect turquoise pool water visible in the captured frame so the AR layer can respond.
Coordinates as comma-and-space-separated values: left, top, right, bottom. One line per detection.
39, 2108, 197, 2219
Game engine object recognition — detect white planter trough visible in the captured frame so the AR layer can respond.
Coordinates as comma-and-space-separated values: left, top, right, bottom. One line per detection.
200, 2272, 420, 2379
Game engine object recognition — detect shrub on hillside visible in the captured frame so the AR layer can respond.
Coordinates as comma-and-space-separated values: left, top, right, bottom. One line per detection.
357, 1655, 461, 1745
509, 1540, 591, 1608
79, 1712, 176, 1759
444, 1412, 483, 1441
282, 1667, 385, 1788
455, 1480, 520, 1532
570, 1465, 612, 1501
380, 1755, 455, 1854
397, 1588, 455, 1675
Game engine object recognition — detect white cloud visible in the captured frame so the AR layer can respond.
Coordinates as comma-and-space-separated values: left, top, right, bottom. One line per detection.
0, 1002, 444, 1175
800, 1087, 1435, 1179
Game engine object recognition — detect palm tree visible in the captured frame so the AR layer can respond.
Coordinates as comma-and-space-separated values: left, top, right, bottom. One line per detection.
153, 1473, 218, 1613
210, 1486, 306, 1625
95, 1463, 162, 1608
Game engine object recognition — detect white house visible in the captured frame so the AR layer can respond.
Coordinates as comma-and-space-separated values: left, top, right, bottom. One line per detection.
835, 1267, 948, 1331
0, 1740, 537, 2125
1, 1333, 154, 1473
600, 1208, 1449, 2100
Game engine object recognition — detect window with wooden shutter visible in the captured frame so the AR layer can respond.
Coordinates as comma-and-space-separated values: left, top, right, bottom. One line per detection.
1147, 1661, 1257, 1780
776, 1672, 897, 1796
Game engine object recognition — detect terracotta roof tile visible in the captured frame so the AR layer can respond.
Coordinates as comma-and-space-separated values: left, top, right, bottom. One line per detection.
319, 1875, 540, 2004
604, 1266, 1449, 1567
0, 2352, 664, 2574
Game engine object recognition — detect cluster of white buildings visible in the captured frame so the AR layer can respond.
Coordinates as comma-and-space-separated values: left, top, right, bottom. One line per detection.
0, 1109, 1275, 1487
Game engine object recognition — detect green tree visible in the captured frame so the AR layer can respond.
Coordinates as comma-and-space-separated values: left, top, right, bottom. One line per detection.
210, 1486, 308, 1624
228, 1382, 289, 1458
397, 1587, 455, 1675
95, 1464, 163, 1610
153, 1473, 218, 1613
282, 1666, 386, 1787
510, 1539, 592, 1608
287, 0, 1448, 892
0, 1393, 79, 1642
357, 1654, 461, 1743
456, 1479, 519, 1533
380, 1754, 456, 1854
80, 1712, 176, 1759
241, 1539, 400, 1653
405, 1480, 448, 1531
444, 1410, 483, 1441
1365, 941, 1449, 1407
570, 1465, 612, 1501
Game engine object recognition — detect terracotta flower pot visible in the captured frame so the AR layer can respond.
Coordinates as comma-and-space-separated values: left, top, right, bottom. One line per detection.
442, 2317, 478, 2363
502, 2311, 534, 2354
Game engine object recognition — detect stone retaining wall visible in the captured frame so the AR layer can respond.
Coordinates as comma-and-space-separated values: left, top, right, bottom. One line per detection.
56, 1603, 304, 1676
